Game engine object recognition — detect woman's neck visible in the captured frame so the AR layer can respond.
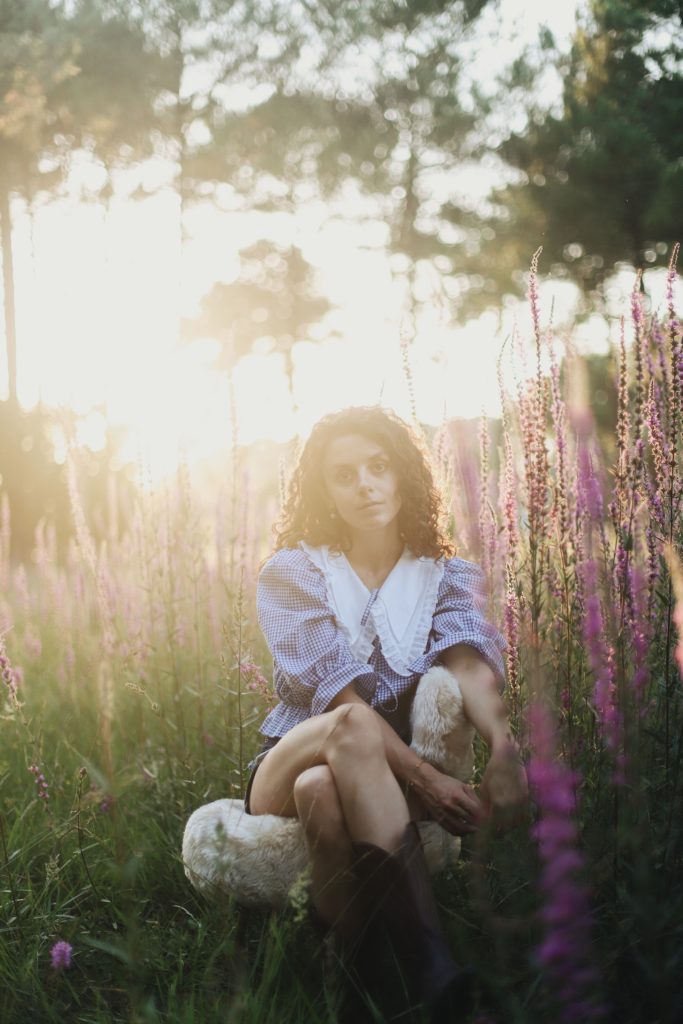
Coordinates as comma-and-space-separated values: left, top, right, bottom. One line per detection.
345, 525, 404, 580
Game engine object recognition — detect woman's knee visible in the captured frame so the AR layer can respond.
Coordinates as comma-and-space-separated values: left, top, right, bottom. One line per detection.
326, 702, 384, 761
293, 766, 346, 838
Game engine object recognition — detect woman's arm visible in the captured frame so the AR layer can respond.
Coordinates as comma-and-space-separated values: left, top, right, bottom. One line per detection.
330, 640, 529, 835
328, 683, 487, 834
440, 643, 529, 832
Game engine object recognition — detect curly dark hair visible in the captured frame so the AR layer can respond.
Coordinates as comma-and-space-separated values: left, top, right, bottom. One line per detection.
273, 406, 455, 559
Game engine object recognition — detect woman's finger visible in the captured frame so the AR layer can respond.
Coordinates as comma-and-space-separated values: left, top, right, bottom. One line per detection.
456, 793, 486, 822
444, 806, 479, 832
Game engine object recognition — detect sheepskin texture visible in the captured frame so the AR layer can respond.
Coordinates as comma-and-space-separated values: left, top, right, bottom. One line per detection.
182, 666, 474, 909
409, 665, 475, 781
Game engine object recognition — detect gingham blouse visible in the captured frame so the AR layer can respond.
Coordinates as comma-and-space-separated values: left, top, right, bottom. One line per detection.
256, 543, 506, 739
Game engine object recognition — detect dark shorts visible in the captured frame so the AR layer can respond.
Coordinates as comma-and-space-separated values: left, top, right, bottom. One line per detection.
243, 736, 280, 814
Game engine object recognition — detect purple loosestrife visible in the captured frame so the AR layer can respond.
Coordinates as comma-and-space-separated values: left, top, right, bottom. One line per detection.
241, 661, 276, 706
530, 253, 549, 545
548, 339, 570, 546
614, 320, 630, 517
646, 525, 659, 623
575, 429, 604, 527
677, 345, 683, 454
478, 413, 497, 584
528, 246, 543, 354
631, 276, 647, 443
614, 536, 633, 627
663, 543, 683, 680
580, 558, 623, 771
653, 316, 671, 404
504, 564, 520, 700
497, 353, 519, 565
643, 472, 666, 532
628, 565, 650, 717
0, 632, 20, 705
645, 380, 669, 500
502, 425, 518, 564
29, 764, 50, 811
667, 242, 680, 320
665, 266, 682, 503
666, 244, 681, 429
519, 381, 547, 548
528, 701, 604, 1023
50, 940, 73, 971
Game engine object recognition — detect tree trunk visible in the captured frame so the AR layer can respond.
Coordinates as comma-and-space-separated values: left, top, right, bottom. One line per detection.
0, 170, 18, 406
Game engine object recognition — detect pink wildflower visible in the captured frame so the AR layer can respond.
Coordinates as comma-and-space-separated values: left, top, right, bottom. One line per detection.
504, 566, 520, 697
98, 794, 115, 815
50, 940, 73, 971
29, 764, 50, 810
631, 277, 647, 442
528, 246, 543, 349
663, 544, 683, 679
240, 661, 275, 705
548, 339, 569, 543
645, 380, 669, 497
579, 561, 623, 769
666, 242, 680, 323
628, 565, 650, 715
0, 633, 20, 703
527, 702, 606, 1023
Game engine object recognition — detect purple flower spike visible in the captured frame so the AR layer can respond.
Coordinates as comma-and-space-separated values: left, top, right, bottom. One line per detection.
528, 702, 606, 1023
50, 940, 73, 971
0, 633, 21, 704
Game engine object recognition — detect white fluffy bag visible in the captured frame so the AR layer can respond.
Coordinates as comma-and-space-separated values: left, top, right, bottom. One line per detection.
182, 666, 474, 909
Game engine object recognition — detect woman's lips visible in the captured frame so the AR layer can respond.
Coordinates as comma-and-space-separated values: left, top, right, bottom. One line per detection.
359, 501, 382, 510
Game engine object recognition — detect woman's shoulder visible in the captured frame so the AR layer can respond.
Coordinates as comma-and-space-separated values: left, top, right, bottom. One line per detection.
437, 556, 487, 594
441, 555, 483, 575
259, 543, 326, 581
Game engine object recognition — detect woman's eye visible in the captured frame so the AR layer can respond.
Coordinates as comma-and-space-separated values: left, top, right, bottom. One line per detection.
336, 471, 352, 483
372, 462, 387, 473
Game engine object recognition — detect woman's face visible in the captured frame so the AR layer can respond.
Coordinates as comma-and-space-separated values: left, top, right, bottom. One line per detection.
321, 432, 402, 535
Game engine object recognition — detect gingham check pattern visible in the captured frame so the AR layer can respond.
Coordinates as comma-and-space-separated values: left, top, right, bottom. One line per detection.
256, 546, 507, 738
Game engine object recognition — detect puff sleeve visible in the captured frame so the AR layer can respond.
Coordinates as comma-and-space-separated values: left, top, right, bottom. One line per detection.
257, 547, 379, 716
408, 557, 507, 690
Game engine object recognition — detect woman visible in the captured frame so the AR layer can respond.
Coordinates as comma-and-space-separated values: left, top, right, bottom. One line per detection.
246, 406, 528, 1019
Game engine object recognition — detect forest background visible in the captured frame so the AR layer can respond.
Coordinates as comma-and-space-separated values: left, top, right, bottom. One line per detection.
1, 1, 683, 1022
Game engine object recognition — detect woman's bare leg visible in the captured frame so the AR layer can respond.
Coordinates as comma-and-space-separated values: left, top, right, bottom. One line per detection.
293, 765, 364, 936
249, 703, 410, 852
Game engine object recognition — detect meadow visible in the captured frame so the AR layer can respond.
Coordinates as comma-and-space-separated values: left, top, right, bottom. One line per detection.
1, 252, 683, 1024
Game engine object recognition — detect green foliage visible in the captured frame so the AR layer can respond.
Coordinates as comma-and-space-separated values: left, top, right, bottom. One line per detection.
53, 0, 168, 180
193, 0, 494, 326
457, 0, 683, 315
0, 0, 80, 191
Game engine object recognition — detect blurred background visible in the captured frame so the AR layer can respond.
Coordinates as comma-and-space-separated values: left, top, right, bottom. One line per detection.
1, 0, 682, 560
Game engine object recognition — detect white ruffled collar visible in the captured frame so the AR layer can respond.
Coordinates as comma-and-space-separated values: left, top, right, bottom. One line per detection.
300, 542, 445, 677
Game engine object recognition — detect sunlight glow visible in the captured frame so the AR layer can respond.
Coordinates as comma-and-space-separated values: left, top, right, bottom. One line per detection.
0, 0, 629, 484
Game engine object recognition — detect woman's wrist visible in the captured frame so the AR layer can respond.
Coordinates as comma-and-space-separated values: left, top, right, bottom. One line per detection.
490, 729, 522, 758
405, 756, 438, 795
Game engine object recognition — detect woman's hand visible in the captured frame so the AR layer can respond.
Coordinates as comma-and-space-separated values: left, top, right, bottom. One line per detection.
478, 740, 529, 834
412, 764, 487, 836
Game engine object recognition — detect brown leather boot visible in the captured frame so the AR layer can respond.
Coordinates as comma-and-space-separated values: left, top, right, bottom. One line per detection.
352, 821, 475, 1022
308, 903, 382, 1023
